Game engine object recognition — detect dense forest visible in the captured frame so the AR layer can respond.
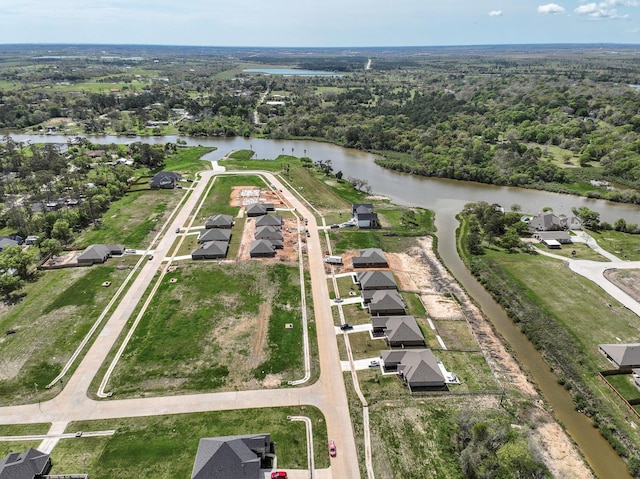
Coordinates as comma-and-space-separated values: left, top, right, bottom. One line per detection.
2, 45, 640, 201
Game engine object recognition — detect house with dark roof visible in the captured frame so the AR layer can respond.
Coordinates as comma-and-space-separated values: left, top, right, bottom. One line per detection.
528, 212, 563, 232
250, 240, 276, 258
192, 241, 229, 260
380, 349, 446, 392
254, 226, 283, 242
205, 214, 234, 229
255, 215, 283, 228
357, 271, 397, 290
352, 248, 388, 269
0, 448, 52, 479
599, 343, 640, 370
246, 203, 268, 217
191, 434, 273, 479
0, 237, 19, 252
368, 290, 405, 316
352, 203, 379, 228
149, 171, 182, 189
198, 228, 232, 244
76, 244, 124, 265
371, 316, 425, 347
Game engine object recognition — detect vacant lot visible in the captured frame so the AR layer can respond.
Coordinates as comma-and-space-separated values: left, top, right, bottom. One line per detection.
105, 262, 306, 397
49, 406, 329, 478
0, 259, 139, 405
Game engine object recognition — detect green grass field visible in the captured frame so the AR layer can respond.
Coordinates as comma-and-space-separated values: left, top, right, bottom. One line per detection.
49, 406, 329, 478
164, 146, 215, 176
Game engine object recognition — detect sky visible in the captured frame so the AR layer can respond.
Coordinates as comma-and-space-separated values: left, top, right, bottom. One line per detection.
0, 0, 640, 47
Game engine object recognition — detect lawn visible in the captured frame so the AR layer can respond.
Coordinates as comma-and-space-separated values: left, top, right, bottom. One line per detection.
163, 146, 215, 176
104, 262, 306, 397
606, 374, 640, 402
530, 242, 608, 261
75, 189, 181, 249
0, 261, 139, 405
588, 229, 640, 261
195, 174, 265, 218
433, 320, 480, 352
50, 406, 329, 478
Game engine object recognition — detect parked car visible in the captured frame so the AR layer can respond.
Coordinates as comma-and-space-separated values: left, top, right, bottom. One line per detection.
334, 297, 344, 303
271, 472, 288, 479
329, 439, 337, 457
175, 227, 180, 233
369, 360, 380, 368
148, 255, 154, 260
125, 248, 136, 254
340, 323, 353, 331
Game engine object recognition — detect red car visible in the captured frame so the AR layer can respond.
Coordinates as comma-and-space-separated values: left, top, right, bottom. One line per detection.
329, 439, 337, 457
271, 472, 288, 479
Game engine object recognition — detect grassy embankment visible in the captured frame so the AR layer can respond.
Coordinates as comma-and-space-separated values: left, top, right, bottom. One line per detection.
459, 216, 640, 468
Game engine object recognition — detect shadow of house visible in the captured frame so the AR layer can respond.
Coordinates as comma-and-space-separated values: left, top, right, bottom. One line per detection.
352, 248, 388, 269
205, 214, 235, 229
599, 343, 640, 371
380, 349, 446, 392
191, 434, 274, 479
368, 290, 405, 316
371, 315, 425, 347
150, 171, 182, 189
352, 203, 379, 228
192, 241, 229, 260
0, 447, 52, 479
198, 228, 232, 244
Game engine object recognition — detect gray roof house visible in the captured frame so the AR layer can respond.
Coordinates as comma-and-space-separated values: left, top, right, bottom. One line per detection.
381, 349, 445, 392
0, 448, 52, 479
352, 248, 388, 269
371, 315, 425, 347
77, 244, 111, 265
150, 171, 182, 189
599, 343, 640, 369
254, 225, 284, 242
357, 271, 397, 290
528, 212, 563, 232
198, 228, 232, 244
250, 240, 276, 258
192, 241, 229, 260
352, 203, 379, 228
368, 290, 405, 316
246, 203, 268, 217
255, 215, 283, 228
533, 231, 572, 249
191, 434, 273, 479
205, 214, 234, 229
0, 237, 19, 252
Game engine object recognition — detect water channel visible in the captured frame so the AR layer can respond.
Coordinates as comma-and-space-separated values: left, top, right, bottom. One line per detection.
6, 133, 640, 477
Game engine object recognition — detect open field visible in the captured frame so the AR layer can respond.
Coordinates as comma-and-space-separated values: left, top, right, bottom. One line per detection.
75, 189, 181, 248
163, 146, 215, 176
195, 174, 265, 218
105, 262, 305, 396
588, 229, 640, 261
0, 260, 139, 405
530, 241, 608, 261
48, 406, 329, 478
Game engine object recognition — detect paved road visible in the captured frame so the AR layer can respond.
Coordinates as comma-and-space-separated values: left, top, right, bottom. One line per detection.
0, 169, 360, 479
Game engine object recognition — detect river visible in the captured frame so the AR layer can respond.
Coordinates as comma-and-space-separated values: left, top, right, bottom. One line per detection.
5, 132, 639, 477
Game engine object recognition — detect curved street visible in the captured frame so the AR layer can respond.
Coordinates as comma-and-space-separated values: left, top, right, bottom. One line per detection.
0, 166, 360, 479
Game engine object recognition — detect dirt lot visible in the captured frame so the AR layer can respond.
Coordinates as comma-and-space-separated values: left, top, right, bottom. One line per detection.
387, 237, 593, 479
230, 186, 301, 262
604, 269, 640, 301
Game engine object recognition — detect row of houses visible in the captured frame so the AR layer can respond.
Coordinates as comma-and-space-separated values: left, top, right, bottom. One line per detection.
351, 253, 447, 391
192, 214, 234, 260
249, 213, 284, 258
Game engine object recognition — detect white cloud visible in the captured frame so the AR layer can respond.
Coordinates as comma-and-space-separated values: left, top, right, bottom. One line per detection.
488, 10, 503, 16
537, 3, 566, 14
574, 1, 631, 18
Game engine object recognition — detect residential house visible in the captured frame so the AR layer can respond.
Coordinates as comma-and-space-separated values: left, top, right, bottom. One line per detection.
368, 290, 405, 316
198, 229, 232, 244
357, 271, 397, 290
255, 215, 283, 228
528, 212, 563, 232
0, 448, 52, 479
205, 214, 234, 229
352, 203, 379, 228
76, 244, 124, 265
250, 240, 276, 258
24, 236, 39, 246
352, 248, 388, 269
380, 349, 446, 392
246, 203, 268, 217
599, 343, 640, 370
371, 315, 425, 347
192, 241, 229, 260
191, 434, 274, 479
149, 171, 182, 189
0, 237, 19, 252
533, 231, 572, 249
254, 226, 283, 242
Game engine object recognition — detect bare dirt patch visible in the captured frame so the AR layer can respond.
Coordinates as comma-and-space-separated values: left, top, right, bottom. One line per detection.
604, 269, 640, 301
389, 236, 593, 478
250, 302, 272, 368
